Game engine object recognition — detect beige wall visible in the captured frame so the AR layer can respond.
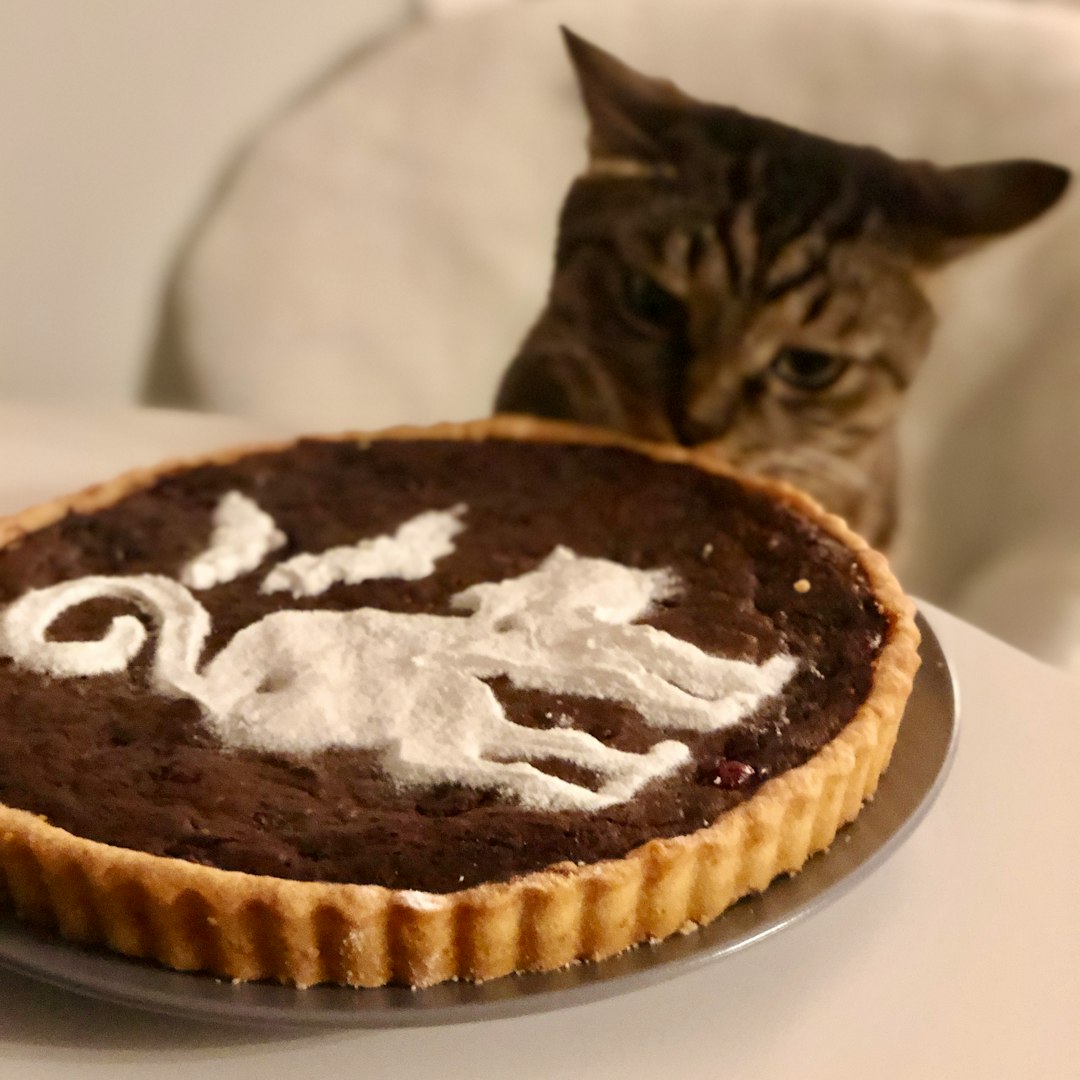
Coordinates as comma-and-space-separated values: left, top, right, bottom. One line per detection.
0, 0, 410, 406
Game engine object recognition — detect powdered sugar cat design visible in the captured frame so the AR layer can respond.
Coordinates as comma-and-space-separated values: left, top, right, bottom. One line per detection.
0, 496, 796, 811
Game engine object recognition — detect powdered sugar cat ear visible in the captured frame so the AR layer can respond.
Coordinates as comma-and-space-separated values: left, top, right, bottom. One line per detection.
261, 503, 467, 598
181, 493, 468, 597
181, 492, 287, 590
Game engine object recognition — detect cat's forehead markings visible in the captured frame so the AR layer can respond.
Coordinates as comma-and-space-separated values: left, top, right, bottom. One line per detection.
764, 238, 829, 298
760, 232, 828, 289
585, 158, 678, 181
730, 202, 759, 284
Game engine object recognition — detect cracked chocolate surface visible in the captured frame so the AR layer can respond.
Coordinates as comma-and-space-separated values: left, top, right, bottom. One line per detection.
0, 438, 887, 892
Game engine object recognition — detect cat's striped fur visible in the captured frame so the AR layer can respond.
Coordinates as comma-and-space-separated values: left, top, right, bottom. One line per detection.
496, 31, 1068, 548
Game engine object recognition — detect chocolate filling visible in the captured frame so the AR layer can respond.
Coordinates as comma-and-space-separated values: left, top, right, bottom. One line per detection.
0, 439, 886, 893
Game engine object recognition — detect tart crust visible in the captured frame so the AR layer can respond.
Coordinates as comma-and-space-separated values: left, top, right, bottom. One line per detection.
0, 417, 920, 988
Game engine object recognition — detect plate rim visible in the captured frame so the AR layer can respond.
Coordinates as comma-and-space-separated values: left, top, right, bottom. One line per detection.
0, 611, 958, 1028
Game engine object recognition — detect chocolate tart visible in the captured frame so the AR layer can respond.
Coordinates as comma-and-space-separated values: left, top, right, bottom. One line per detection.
0, 417, 919, 988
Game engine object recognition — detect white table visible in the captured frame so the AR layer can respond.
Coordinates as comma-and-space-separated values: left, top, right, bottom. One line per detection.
0, 400, 1077, 1079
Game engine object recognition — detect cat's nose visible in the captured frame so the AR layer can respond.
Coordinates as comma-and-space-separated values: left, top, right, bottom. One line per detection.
674, 413, 714, 446
677, 394, 739, 446
678, 355, 752, 444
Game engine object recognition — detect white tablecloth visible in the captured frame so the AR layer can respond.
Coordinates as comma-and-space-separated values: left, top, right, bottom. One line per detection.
0, 401, 1077, 1079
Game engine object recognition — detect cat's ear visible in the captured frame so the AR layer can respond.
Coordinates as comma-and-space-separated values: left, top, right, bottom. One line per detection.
913, 159, 1070, 261
561, 28, 689, 164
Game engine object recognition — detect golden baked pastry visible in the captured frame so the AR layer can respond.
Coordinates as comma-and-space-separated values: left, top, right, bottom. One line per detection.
0, 418, 919, 987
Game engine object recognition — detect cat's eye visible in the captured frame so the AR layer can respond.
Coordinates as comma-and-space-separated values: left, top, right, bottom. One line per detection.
769, 348, 850, 391
625, 272, 684, 327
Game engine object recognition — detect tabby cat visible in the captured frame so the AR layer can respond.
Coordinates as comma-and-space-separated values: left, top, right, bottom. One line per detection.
495, 30, 1069, 548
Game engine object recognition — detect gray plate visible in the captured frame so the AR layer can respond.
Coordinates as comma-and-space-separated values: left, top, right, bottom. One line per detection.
0, 612, 956, 1028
